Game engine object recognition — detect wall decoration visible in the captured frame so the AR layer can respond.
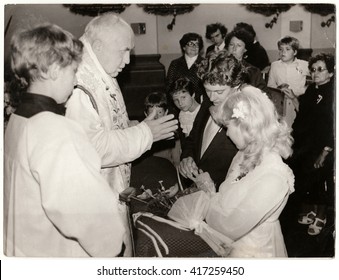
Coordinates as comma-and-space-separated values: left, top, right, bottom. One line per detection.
243, 4, 295, 29
321, 15, 335, 28
301, 4, 335, 16
301, 4, 335, 28
244, 4, 295, 17
137, 4, 199, 30
63, 4, 130, 16
244, 4, 336, 29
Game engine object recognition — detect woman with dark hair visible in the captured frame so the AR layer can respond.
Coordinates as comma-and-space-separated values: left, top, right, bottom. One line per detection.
233, 22, 270, 70
289, 53, 335, 236
225, 29, 267, 91
166, 32, 206, 104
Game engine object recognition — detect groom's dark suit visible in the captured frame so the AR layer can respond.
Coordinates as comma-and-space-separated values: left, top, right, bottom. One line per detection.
181, 98, 237, 191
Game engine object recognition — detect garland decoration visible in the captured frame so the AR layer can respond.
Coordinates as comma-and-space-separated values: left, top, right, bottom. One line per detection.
63, 4, 130, 16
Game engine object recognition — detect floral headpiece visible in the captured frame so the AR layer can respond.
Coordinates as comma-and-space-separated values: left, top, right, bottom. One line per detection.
231, 101, 248, 120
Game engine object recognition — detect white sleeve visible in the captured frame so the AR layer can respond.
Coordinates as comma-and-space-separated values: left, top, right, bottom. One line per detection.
66, 89, 153, 167
29, 121, 126, 257
206, 173, 289, 241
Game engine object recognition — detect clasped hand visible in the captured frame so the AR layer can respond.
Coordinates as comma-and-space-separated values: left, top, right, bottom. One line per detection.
190, 170, 216, 194
179, 157, 215, 193
144, 109, 178, 142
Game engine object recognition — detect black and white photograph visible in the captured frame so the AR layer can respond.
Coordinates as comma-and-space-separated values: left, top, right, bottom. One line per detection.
2, 1, 337, 279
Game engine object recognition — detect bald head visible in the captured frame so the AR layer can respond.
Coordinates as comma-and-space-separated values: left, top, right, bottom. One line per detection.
84, 13, 134, 44
83, 13, 135, 77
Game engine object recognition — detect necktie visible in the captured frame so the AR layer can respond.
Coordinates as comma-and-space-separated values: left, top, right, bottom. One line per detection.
201, 117, 220, 157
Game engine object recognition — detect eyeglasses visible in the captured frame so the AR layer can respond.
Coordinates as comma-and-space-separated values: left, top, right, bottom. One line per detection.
310, 66, 328, 73
186, 41, 199, 48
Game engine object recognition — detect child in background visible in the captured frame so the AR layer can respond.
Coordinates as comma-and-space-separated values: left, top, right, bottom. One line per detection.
144, 91, 168, 120
169, 78, 201, 141
4, 24, 125, 257
142, 92, 180, 166
268, 36, 309, 127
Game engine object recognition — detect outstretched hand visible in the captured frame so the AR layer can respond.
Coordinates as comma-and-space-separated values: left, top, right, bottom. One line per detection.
144, 109, 178, 142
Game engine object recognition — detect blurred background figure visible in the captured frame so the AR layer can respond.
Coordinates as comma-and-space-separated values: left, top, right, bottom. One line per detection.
205, 22, 228, 56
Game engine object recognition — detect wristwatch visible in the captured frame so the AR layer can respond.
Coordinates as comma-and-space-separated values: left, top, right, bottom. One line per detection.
323, 146, 333, 152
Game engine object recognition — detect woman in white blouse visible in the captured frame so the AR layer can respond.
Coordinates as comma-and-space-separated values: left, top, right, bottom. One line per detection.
183, 86, 295, 257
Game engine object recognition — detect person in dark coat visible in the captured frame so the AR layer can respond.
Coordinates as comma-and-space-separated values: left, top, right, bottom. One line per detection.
289, 53, 335, 236
233, 22, 270, 71
166, 32, 206, 105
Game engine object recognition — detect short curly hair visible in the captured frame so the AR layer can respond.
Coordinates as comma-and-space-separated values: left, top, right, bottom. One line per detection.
179, 32, 204, 52
225, 29, 254, 52
197, 50, 246, 87
308, 53, 335, 74
205, 23, 228, 39
234, 22, 256, 39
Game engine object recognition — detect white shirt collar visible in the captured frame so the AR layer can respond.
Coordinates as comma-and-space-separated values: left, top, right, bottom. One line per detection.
215, 41, 225, 51
185, 54, 198, 69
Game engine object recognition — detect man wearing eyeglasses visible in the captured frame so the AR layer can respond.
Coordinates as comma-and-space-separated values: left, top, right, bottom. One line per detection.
166, 32, 207, 104
205, 23, 228, 57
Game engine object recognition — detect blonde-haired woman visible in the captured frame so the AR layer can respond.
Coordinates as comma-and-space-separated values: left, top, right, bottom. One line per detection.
172, 86, 295, 257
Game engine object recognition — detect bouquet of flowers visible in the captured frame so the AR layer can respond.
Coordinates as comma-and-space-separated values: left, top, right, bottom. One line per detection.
119, 181, 199, 217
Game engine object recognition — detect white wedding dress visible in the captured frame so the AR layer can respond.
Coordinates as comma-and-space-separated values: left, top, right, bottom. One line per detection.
169, 150, 294, 257
206, 151, 295, 257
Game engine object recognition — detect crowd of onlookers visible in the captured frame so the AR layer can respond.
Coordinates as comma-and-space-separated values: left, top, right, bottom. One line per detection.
3, 14, 335, 257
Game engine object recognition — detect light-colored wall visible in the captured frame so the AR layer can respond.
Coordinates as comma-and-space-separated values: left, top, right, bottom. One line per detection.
4, 4, 158, 56
4, 3, 335, 71
155, 4, 335, 70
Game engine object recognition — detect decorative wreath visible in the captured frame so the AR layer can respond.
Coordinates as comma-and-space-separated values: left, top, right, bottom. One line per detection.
243, 4, 295, 17
63, 4, 131, 16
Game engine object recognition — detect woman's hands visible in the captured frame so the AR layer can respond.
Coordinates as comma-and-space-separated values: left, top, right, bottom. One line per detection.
188, 169, 216, 194
179, 157, 199, 178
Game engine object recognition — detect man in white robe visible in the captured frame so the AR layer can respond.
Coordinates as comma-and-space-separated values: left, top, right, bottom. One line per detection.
65, 13, 178, 256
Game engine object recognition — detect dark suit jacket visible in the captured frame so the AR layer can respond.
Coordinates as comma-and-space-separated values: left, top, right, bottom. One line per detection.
181, 98, 237, 191
166, 55, 206, 104
244, 41, 270, 71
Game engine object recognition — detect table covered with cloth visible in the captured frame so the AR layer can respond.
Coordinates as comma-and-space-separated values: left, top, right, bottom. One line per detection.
129, 156, 218, 257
